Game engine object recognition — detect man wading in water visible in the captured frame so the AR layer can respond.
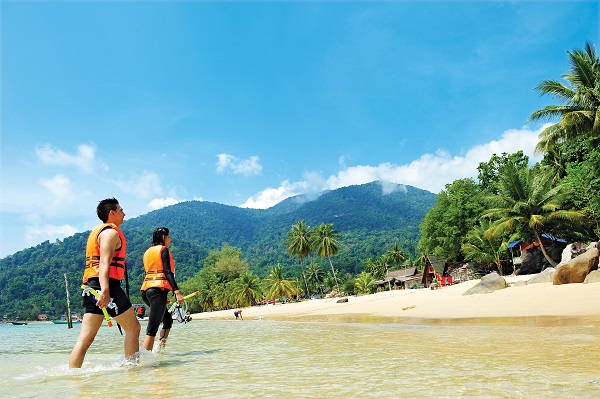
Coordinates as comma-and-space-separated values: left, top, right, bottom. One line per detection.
69, 198, 141, 368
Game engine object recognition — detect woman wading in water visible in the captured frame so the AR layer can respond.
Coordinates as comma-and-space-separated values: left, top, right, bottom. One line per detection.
140, 227, 184, 351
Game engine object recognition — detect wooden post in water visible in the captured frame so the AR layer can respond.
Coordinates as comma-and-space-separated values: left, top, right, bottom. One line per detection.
64, 273, 73, 329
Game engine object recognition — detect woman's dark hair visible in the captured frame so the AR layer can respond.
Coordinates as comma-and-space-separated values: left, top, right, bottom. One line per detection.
97, 198, 119, 222
152, 227, 170, 246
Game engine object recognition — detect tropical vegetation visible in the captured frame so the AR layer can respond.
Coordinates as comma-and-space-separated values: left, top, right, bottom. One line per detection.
421, 41, 599, 275
529, 41, 600, 153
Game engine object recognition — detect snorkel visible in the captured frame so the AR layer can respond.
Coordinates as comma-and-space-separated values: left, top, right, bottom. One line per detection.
168, 291, 199, 323
81, 284, 113, 327
168, 291, 199, 313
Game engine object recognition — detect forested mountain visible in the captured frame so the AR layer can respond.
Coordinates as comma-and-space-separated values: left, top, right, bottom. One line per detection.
0, 181, 436, 319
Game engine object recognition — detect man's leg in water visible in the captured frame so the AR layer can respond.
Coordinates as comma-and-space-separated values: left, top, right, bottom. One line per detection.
114, 307, 141, 359
69, 313, 104, 368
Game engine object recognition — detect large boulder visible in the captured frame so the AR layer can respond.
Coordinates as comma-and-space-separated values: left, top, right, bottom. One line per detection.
553, 248, 599, 285
584, 270, 600, 284
557, 242, 589, 268
463, 273, 508, 295
527, 267, 555, 284
557, 244, 573, 266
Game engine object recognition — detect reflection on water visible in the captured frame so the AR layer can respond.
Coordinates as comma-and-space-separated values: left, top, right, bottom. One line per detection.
1, 320, 599, 398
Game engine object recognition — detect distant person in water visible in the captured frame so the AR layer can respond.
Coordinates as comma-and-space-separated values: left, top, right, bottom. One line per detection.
141, 227, 184, 351
69, 198, 141, 368
234, 309, 243, 320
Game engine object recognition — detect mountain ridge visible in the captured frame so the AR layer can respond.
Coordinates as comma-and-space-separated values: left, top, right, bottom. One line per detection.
0, 180, 436, 318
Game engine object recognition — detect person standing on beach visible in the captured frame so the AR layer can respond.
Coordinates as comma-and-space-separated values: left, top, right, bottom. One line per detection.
234, 309, 243, 320
69, 198, 141, 368
141, 227, 184, 351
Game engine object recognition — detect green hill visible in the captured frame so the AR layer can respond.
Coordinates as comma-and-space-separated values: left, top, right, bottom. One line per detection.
0, 181, 436, 319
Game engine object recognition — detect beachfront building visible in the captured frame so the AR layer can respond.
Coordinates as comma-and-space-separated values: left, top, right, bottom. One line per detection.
373, 267, 421, 290
447, 263, 474, 283
373, 255, 471, 291
422, 255, 447, 287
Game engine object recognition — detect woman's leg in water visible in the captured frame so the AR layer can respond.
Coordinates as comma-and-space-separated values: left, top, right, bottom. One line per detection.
141, 288, 168, 351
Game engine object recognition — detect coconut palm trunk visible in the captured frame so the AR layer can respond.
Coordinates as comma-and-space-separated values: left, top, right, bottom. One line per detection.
299, 259, 309, 295
533, 229, 557, 268
327, 255, 340, 292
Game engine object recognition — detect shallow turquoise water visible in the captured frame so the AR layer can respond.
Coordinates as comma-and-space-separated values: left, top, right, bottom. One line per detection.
1, 320, 599, 398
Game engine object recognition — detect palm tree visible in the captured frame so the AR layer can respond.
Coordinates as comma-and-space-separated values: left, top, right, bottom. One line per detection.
214, 283, 231, 309
380, 254, 393, 290
364, 257, 385, 280
461, 220, 510, 275
199, 289, 215, 312
543, 147, 569, 185
194, 280, 216, 311
265, 263, 299, 301
306, 262, 324, 296
365, 255, 391, 290
286, 220, 312, 295
232, 272, 262, 307
323, 272, 339, 292
312, 223, 342, 292
354, 272, 375, 295
528, 41, 600, 153
482, 164, 585, 267
409, 254, 427, 271
386, 241, 407, 269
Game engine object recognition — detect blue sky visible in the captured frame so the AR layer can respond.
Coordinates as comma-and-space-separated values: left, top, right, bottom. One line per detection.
1, 1, 598, 258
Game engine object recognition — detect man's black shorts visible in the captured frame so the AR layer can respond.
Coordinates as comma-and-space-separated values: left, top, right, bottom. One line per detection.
83, 278, 132, 317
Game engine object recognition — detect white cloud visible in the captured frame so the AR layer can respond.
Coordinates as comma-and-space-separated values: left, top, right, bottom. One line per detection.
381, 181, 407, 195
36, 143, 106, 173
148, 197, 182, 210
240, 179, 309, 209
39, 174, 75, 206
147, 195, 204, 211
241, 125, 546, 209
216, 154, 262, 175
24, 223, 78, 246
115, 171, 163, 198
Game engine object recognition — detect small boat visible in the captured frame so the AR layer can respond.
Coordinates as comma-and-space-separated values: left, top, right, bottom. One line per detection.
11, 321, 28, 326
52, 313, 81, 324
52, 319, 81, 324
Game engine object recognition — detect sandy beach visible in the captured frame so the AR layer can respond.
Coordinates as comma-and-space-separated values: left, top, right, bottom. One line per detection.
191, 274, 600, 326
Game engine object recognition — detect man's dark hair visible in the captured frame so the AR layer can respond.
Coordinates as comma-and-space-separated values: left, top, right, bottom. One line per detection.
97, 198, 119, 222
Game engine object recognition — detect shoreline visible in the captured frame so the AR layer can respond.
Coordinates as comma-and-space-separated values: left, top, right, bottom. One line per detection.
190, 274, 600, 327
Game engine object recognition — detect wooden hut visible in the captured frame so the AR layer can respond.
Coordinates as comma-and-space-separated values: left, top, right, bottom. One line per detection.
422, 256, 445, 287
373, 267, 420, 290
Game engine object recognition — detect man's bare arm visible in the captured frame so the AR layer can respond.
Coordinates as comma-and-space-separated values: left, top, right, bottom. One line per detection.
96, 228, 121, 308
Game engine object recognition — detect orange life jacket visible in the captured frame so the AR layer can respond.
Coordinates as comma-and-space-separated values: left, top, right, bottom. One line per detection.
83, 223, 127, 282
141, 245, 175, 291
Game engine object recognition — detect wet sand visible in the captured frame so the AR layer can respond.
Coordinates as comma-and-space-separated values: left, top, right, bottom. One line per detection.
190, 275, 600, 326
